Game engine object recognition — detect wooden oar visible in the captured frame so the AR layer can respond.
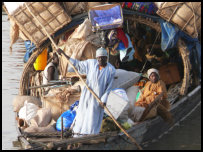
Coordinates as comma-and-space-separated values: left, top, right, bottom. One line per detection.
139, 92, 173, 124
139, 92, 164, 122
25, 3, 142, 150
29, 81, 70, 89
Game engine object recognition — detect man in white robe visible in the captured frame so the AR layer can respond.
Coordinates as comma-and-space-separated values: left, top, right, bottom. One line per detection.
57, 47, 116, 136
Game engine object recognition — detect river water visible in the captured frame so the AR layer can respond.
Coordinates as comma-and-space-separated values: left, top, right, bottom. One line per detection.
2, 13, 201, 150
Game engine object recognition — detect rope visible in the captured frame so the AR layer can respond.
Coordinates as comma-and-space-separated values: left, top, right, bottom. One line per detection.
140, 31, 161, 73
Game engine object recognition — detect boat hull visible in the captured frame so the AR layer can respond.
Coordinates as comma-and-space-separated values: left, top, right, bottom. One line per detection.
16, 85, 201, 150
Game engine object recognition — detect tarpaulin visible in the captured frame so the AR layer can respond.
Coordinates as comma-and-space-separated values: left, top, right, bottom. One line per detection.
160, 19, 201, 78
23, 40, 36, 63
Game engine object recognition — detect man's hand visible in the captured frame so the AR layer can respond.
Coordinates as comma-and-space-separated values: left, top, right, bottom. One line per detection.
57, 48, 64, 55
100, 102, 106, 108
57, 48, 70, 60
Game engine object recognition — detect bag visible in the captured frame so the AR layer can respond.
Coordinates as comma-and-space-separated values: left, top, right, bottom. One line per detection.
56, 101, 79, 131
18, 101, 39, 125
24, 125, 56, 133
89, 3, 123, 31
126, 86, 139, 116
12, 95, 42, 112
112, 88, 129, 101
30, 108, 52, 127
112, 69, 141, 90
42, 90, 80, 121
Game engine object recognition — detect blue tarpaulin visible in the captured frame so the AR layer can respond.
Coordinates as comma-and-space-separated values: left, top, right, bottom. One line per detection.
159, 19, 201, 78
56, 101, 79, 131
23, 40, 36, 63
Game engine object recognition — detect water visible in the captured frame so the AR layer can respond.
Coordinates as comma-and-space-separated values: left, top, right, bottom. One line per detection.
143, 104, 201, 150
2, 13, 25, 150
2, 13, 201, 150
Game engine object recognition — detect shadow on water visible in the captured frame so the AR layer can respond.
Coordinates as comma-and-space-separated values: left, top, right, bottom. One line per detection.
143, 104, 201, 150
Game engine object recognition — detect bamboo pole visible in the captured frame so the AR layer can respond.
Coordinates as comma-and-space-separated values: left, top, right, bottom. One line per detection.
25, 3, 142, 150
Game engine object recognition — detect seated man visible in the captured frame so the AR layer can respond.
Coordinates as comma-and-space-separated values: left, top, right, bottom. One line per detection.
42, 52, 59, 91
132, 68, 171, 121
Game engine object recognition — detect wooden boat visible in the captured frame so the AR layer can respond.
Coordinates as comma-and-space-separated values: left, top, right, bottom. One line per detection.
4, 2, 201, 150
16, 84, 201, 150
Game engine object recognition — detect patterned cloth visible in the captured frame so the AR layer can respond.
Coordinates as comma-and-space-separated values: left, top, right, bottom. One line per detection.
122, 2, 158, 15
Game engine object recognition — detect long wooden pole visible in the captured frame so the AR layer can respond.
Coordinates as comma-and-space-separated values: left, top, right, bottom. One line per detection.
25, 3, 142, 150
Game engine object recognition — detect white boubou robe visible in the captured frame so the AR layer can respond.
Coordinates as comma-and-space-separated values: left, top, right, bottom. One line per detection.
69, 58, 116, 136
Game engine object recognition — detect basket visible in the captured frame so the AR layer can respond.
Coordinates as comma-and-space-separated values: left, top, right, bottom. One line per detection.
156, 2, 201, 38
10, 2, 72, 48
88, 3, 123, 31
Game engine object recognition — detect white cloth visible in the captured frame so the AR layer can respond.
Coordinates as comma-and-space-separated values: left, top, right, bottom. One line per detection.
119, 33, 135, 62
147, 68, 159, 79
4, 2, 24, 14
42, 62, 58, 85
69, 58, 116, 136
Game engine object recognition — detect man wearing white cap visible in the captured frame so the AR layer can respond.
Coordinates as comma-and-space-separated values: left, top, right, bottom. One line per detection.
132, 68, 171, 122
57, 47, 115, 136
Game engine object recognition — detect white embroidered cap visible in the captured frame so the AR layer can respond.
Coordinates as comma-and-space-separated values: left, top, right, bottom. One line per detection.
147, 68, 159, 79
96, 47, 108, 58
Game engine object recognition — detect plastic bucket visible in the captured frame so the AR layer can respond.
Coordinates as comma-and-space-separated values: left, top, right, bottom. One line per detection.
34, 48, 47, 71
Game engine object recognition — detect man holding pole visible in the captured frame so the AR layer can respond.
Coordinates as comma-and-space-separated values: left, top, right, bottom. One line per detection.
57, 47, 116, 136
25, 3, 142, 148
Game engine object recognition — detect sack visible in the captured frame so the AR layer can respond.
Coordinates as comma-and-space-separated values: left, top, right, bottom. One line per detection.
126, 86, 139, 116
42, 91, 80, 121
42, 96, 71, 121
112, 88, 129, 101
24, 125, 56, 133
60, 19, 98, 75
12, 95, 42, 112
63, 2, 87, 15
112, 69, 141, 90
30, 108, 52, 127
56, 101, 79, 131
18, 101, 39, 125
